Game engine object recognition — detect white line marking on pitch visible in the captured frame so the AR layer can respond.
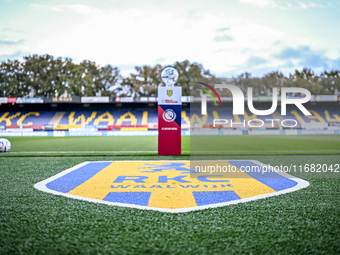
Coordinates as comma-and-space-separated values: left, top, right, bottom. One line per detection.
7, 149, 340, 154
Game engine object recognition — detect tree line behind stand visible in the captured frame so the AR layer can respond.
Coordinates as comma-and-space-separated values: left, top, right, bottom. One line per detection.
1, 54, 339, 97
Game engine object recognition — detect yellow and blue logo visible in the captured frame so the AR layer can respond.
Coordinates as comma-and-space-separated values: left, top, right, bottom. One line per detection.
35, 161, 309, 213
167, 89, 173, 97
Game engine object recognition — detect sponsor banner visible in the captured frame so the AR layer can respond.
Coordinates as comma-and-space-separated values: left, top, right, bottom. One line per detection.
250, 95, 337, 102
69, 131, 103, 136
249, 129, 340, 135
181, 96, 192, 103
0, 130, 188, 137
34, 160, 309, 212
286, 95, 305, 99
191, 129, 243, 136
1, 129, 340, 137
96, 125, 109, 129
194, 97, 201, 102
220, 97, 232, 102
7, 97, 17, 104
114, 97, 136, 103
215, 94, 337, 102
195, 96, 257, 102
0, 97, 7, 104
311, 95, 337, 102
44, 124, 54, 131
16, 97, 44, 103
299, 129, 339, 135
0, 131, 49, 137
0, 125, 5, 130
158, 87, 181, 105
81, 97, 109, 103
6, 128, 34, 132
43, 97, 81, 103
249, 130, 281, 135
108, 131, 158, 136
119, 97, 134, 103
301, 122, 328, 129
182, 124, 190, 130
258, 96, 281, 102
83, 125, 108, 129
112, 97, 140, 103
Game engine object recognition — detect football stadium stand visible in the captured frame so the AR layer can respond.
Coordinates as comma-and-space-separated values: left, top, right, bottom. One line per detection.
0, 99, 339, 136
0, 107, 339, 128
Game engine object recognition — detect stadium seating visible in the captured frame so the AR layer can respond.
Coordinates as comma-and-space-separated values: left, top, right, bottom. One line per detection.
0, 106, 339, 129
0, 110, 187, 129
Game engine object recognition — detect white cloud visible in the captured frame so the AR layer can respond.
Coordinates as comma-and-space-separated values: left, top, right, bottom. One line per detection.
15, 4, 321, 76
239, 0, 276, 8
1, 1, 339, 77
298, 1, 325, 9
30, 4, 102, 15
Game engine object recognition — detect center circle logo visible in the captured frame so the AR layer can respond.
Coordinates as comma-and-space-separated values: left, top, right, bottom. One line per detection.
162, 109, 176, 122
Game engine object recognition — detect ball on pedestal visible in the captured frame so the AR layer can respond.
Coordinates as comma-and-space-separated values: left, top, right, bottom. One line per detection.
161, 67, 179, 86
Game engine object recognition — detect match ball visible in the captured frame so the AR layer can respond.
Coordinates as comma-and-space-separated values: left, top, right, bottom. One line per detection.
0, 138, 11, 152
161, 67, 179, 86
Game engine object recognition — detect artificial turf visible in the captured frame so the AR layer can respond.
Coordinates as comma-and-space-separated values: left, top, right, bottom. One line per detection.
0, 155, 339, 254
1, 135, 339, 157
0, 136, 339, 254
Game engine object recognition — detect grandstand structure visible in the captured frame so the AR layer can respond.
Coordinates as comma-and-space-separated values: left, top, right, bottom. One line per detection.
0, 96, 339, 136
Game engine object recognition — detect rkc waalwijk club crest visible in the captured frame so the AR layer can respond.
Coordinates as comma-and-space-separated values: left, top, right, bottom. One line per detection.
35, 161, 309, 213
167, 89, 173, 97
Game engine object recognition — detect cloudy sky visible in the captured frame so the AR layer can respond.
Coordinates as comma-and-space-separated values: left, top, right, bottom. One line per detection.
0, 0, 339, 77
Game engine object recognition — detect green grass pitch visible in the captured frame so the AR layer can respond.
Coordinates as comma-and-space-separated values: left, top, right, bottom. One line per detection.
1, 135, 340, 156
0, 135, 339, 254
